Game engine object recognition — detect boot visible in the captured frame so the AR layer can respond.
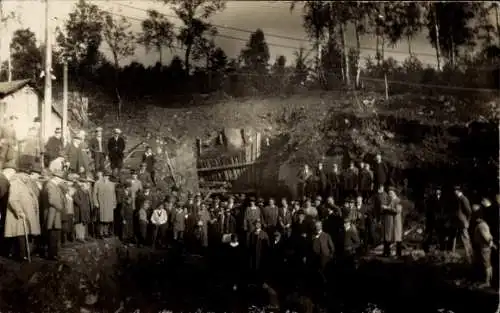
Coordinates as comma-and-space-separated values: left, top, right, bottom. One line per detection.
383, 241, 391, 257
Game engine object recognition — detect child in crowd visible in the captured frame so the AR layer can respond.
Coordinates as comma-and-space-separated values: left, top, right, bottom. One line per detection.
151, 204, 168, 249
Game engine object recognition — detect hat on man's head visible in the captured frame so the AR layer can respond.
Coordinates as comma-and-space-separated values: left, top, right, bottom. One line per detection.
103, 169, 112, 177
454, 185, 462, 191
114, 128, 122, 134
95, 127, 103, 132
143, 182, 151, 189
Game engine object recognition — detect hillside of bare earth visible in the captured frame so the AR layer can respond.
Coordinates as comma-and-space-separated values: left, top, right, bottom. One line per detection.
85, 91, 498, 197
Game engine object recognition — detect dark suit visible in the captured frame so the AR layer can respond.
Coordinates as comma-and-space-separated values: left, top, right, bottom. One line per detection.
278, 206, 293, 235
316, 168, 328, 199
89, 137, 106, 172
311, 231, 335, 271
424, 194, 448, 252
248, 230, 269, 280
358, 168, 373, 199
342, 168, 358, 200
107, 136, 125, 171
262, 205, 279, 234
373, 162, 388, 189
328, 171, 342, 201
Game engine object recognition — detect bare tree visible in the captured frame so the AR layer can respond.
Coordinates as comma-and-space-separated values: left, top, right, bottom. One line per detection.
102, 13, 136, 118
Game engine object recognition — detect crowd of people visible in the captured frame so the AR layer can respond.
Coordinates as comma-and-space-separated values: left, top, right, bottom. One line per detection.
0, 123, 497, 298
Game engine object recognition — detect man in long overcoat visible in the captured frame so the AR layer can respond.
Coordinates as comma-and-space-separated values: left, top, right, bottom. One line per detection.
93, 170, 117, 238
2, 167, 41, 261
40, 169, 66, 260
248, 220, 270, 282
107, 128, 126, 176
382, 187, 404, 257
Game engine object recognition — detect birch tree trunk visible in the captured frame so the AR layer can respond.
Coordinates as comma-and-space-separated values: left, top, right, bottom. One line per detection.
340, 23, 350, 86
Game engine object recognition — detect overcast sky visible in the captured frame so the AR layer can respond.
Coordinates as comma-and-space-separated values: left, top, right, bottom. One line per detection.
0, 1, 448, 68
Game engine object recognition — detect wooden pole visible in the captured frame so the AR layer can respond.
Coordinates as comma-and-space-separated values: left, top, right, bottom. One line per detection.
384, 73, 389, 100
62, 61, 68, 145
42, 0, 52, 144
0, 0, 3, 81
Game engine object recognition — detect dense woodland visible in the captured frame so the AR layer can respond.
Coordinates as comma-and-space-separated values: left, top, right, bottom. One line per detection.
0, 0, 499, 103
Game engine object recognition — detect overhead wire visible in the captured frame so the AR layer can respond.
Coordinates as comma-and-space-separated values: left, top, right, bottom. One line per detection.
84, 6, 500, 93
101, 9, 499, 72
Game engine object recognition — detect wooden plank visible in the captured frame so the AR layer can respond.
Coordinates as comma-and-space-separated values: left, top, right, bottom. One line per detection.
196, 161, 263, 172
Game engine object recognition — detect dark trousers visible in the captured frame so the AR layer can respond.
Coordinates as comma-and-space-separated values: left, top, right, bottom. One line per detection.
4, 236, 27, 260
383, 241, 403, 257
148, 170, 156, 186
94, 152, 106, 172
47, 229, 61, 259
99, 222, 112, 237
152, 224, 167, 248
61, 216, 74, 244
173, 230, 184, 241
138, 221, 148, 245
122, 217, 135, 242
423, 221, 447, 253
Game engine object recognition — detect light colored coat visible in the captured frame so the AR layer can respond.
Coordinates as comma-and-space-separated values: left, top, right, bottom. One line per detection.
93, 179, 117, 222
4, 173, 41, 237
41, 178, 65, 230
382, 196, 403, 242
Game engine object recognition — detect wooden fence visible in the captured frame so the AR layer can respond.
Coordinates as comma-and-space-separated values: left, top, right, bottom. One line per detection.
196, 132, 263, 192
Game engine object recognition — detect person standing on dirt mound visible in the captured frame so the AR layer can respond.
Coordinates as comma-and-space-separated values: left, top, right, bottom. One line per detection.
107, 128, 126, 177
89, 127, 107, 173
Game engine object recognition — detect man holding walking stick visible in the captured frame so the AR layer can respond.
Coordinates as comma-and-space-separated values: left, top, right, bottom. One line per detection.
2, 166, 41, 262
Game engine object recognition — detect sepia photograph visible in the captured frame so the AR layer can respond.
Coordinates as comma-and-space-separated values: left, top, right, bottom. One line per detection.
0, 0, 498, 312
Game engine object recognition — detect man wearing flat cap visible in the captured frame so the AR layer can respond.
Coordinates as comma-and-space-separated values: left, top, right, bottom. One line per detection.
107, 128, 126, 177
89, 127, 107, 172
